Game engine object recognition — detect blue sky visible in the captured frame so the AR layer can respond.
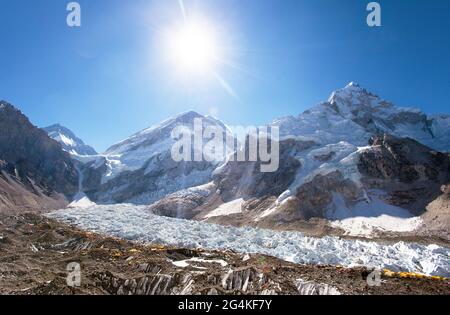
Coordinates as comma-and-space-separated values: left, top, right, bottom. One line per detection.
0, 0, 449, 152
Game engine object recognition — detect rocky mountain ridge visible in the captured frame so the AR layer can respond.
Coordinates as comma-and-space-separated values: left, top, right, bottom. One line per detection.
0, 101, 79, 213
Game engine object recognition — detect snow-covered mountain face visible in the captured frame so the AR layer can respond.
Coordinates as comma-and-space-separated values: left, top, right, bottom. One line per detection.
82, 111, 234, 205
265, 82, 450, 203
44, 124, 97, 156
273, 82, 450, 152
145, 83, 450, 238
102, 111, 230, 180
329, 83, 450, 152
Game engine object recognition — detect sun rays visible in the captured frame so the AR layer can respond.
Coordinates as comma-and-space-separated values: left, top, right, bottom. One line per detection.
159, 0, 246, 101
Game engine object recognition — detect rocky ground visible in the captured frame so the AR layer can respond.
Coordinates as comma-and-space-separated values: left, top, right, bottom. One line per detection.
0, 213, 448, 295
418, 184, 450, 240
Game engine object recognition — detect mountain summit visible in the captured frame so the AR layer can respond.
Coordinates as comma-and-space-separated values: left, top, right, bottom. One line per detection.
81, 110, 233, 205
44, 124, 97, 156
273, 83, 450, 152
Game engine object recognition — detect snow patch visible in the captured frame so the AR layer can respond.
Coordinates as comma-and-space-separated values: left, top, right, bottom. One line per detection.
330, 216, 423, 238
54, 133, 76, 147
327, 192, 423, 237
204, 199, 244, 219
172, 258, 228, 269
68, 192, 96, 208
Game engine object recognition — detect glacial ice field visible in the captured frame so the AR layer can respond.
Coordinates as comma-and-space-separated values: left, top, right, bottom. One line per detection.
48, 204, 450, 277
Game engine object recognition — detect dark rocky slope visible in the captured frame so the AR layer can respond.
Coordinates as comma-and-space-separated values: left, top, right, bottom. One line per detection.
0, 101, 79, 213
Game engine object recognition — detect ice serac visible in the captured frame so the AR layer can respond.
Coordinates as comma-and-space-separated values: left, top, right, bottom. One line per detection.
82, 111, 233, 205
48, 204, 450, 278
44, 124, 97, 156
0, 101, 79, 213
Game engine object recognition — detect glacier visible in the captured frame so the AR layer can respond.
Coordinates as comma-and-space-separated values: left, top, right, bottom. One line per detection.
48, 204, 450, 278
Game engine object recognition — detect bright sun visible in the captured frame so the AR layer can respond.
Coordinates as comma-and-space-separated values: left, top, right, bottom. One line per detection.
158, 1, 239, 99
167, 20, 219, 74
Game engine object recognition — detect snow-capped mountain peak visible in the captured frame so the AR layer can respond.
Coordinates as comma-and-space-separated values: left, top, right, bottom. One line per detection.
44, 124, 97, 156
327, 82, 383, 112
105, 110, 228, 157
328, 82, 424, 119
273, 83, 449, 152
82, 110, 235, 205
346, 81, 360, 88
